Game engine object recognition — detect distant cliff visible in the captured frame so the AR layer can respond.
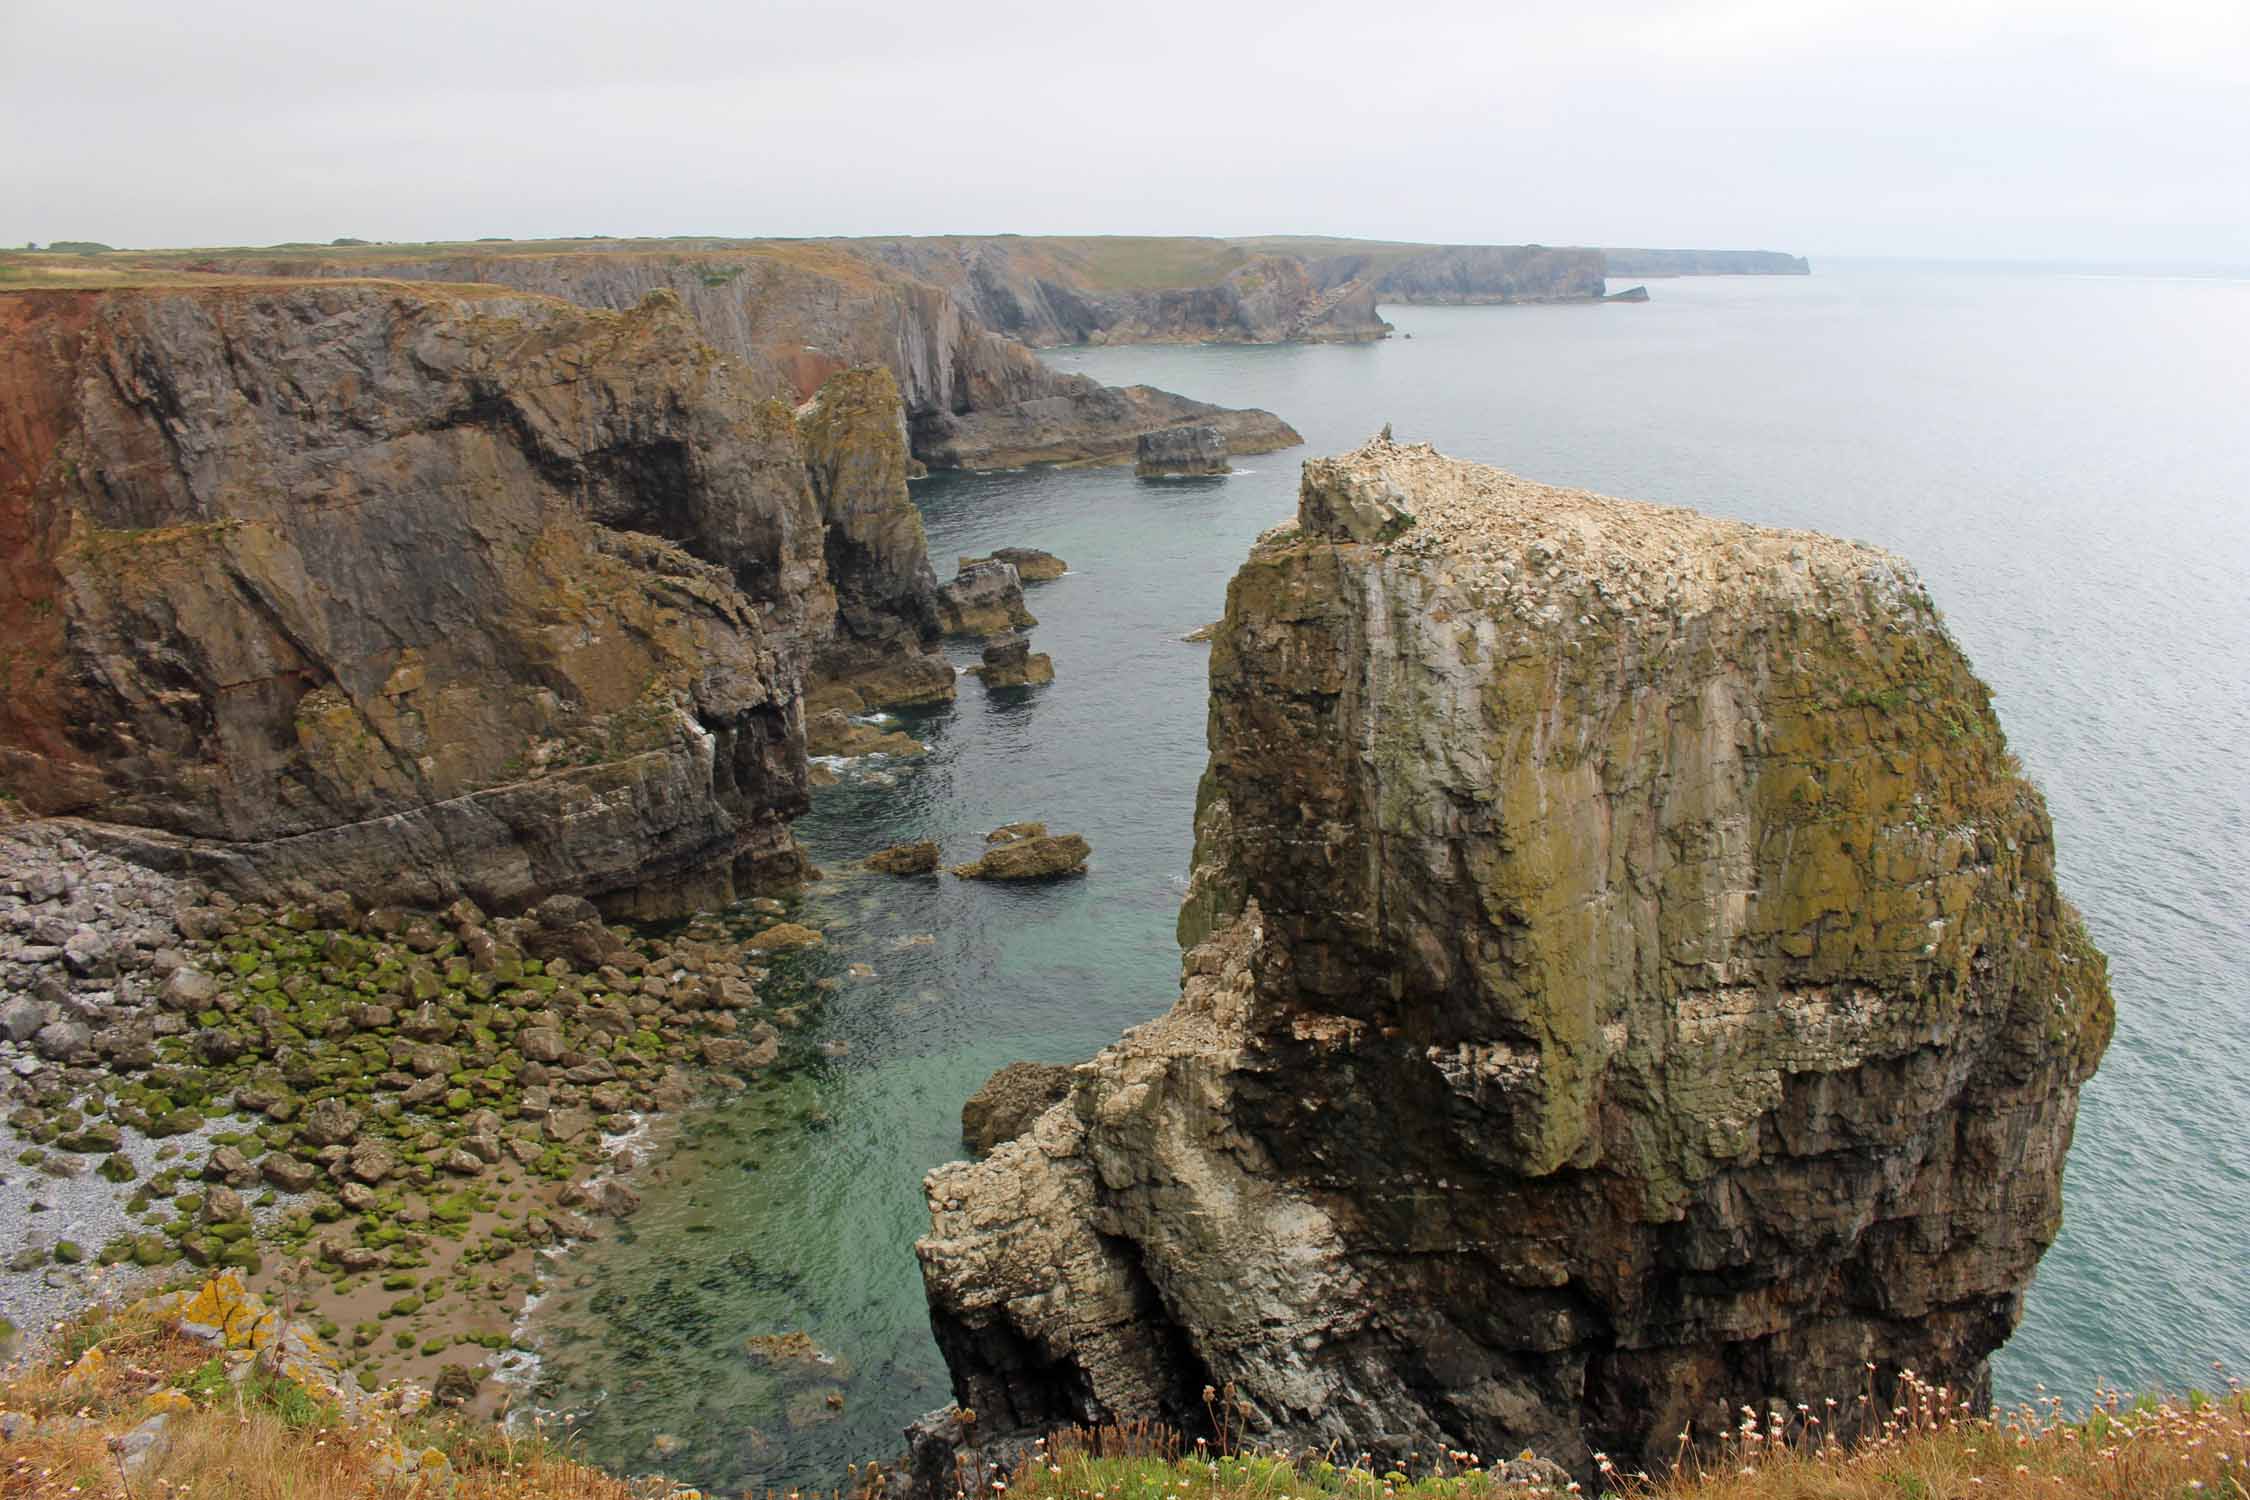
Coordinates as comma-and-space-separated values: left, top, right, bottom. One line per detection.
837, 237, 1394, 345
832, 236, 1617, 337
0, 282, 952, 915
1605, 247, 1812, 276
919, 437, 2110, 1476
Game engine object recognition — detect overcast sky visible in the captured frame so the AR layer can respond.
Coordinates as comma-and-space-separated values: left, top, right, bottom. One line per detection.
6, 0, 2245, 263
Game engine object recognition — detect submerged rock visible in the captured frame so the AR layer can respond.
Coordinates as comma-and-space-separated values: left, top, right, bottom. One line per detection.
865, 840, 942, 876
917, 436, 2113, 1475
1135, 424, 1231, 477
806, 710, 925, 760
968, 633, 1054, 689
949, 834, 1089, 881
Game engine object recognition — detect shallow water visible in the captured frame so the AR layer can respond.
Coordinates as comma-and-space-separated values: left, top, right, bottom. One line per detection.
524, 263, 2250, 1486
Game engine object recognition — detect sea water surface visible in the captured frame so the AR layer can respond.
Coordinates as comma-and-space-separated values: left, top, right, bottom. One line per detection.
522, 262, 2250, 1488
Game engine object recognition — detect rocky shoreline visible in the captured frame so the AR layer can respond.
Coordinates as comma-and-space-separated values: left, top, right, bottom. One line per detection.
0, 801, 854, 1406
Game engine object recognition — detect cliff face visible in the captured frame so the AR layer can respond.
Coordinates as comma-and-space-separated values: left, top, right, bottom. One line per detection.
182, 246, 1302, 470
843, 238, 1393, 345
918, 439, 2112, 1475
794, 365, 954, 706
0, 282, 940, 915
1338, 244, 1610, 304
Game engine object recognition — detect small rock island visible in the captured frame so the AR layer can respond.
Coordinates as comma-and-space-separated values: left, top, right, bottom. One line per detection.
1135, 425, 1232, 477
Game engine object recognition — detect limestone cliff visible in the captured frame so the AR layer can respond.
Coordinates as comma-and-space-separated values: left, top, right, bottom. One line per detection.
843, 237, 1392, 345
794, 365, 955, 706
918, 438, 2112, 1475
173, 245, 1303, 471
0, 282, 935, 915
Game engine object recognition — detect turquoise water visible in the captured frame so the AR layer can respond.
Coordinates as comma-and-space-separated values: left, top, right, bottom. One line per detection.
524, 263, 2250, 1487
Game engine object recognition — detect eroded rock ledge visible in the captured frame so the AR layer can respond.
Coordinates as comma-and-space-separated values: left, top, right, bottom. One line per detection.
917, 437, 2113, 1476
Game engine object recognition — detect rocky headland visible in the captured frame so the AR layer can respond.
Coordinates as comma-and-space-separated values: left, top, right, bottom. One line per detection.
126, 244, 1303, 472
1604, 248, 1813, 276
917, 437, 2112, 1477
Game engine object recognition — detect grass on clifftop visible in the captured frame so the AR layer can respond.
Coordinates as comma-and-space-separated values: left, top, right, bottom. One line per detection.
992, 1374, 2250, 1500
0, 1300, 656, 1500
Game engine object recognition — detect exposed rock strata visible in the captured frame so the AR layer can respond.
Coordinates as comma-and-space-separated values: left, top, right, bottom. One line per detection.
970, 633, 1054, 689
966, 548, 1067, 583
1137, 425, 1231, 477
794, 365, 955, 706
0, 283, 938, 916
918, 438, 2112, 1476
179, 245, 1303, 471
935, 559, 1036, 637
865, 840, 942, 876
949, 834, 1089, 881
960, 1061, 1075, 1155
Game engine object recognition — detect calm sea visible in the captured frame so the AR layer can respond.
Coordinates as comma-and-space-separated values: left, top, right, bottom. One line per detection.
520, 262, 2250, 1488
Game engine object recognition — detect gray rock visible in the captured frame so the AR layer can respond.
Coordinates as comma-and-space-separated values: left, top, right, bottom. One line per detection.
299, 1097, 362, 1148
159, 967, 221, 1012
0, 996, 49, 1043
32, 1020, 91, 1061
1135, 424, 1231, 477
961, 1061, 1075, 1155
346, 1139, 396, 1185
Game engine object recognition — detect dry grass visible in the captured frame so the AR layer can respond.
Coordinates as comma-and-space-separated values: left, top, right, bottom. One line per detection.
0, 1304, 664, 1500
993, 1373, 2250, 1500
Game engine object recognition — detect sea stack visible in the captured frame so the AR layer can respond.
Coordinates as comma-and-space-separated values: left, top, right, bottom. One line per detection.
934, 558, 1037, 636
969, 632, 1054, 689
1135, 425, 1231, 477
918, 436, 2113, 1476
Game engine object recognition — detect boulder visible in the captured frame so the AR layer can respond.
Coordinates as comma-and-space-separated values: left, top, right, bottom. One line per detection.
32, 1020, 91, 1061
949, 834, 1090, 881
968, 633, 1055, 689
865, 840, 942, 876
1134, 424, 1230, 477
0, 996, 49, 1043
806, 710, 926, 759
299, 1098, 361, 1148
746, 922, 824, 953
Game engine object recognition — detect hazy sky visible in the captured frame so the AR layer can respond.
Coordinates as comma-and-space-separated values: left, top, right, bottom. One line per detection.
6, 0, 2245, 262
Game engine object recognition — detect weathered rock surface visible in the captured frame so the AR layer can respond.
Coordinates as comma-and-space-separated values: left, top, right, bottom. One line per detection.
0, 284, 957, 916
865, 840, 942, 876
935, 559, 1036, 637
948, 833, 1089, 881
806, 711, 925, 761
795, 365, 956, 707
918, 437, 2112, 1476
179, 244, 1304, 471
960, 1061, 1075, 1155
964, 547, 1067, 583
1136, 425, 1231, 477
969, 633, 1054, 689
